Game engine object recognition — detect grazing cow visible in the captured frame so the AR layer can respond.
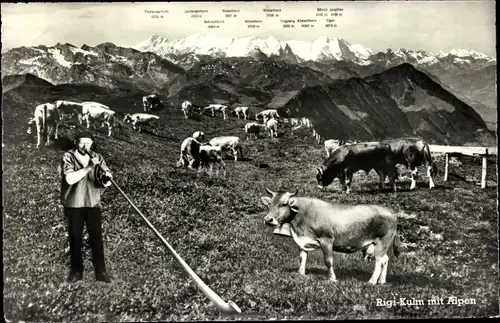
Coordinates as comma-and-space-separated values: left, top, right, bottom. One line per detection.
266, 117, 278, 138
176, 136, 202, 169
316, 142, 397, 193
255, 109, 280, 121
81, 102, 118, 137
204, 104, 230, 120
244, 122, 266, 140
193, 131, 205, 142
198, 144, 226, 176
233, 106, 250, 120
381, 137, 437, 190
209, 136, 243, 161
181, 101, 193, 119
261, 188, 400, 284
123, 113, 160, 134
142, 94, 163, 112
27, 103, 60, 148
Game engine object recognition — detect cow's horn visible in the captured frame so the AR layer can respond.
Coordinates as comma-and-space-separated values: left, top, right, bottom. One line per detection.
316, 167, 323, 174
266, 187, 277, 197
289, 188, 298, 197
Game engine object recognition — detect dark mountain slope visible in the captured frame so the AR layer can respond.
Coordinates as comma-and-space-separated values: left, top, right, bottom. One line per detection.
279, 63, 495, 145
167, 56, 332, 107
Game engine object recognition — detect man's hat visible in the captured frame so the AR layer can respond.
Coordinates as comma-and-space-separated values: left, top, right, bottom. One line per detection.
74, 131, 94, 141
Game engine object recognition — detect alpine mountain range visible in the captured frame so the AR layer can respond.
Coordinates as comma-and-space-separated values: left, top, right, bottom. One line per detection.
1, 34, 496, 145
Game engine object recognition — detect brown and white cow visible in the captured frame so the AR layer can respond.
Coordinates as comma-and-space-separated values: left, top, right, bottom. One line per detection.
209, 136, 243, 161
123, 113, 160, 134
233, 106, 250, 120
27, 103, 60, 148
142, 94, 163, 112
204, 104, 230, 120
245, 122, 266, 140
181, 101, 193, 119
381, 137, 437, 190
265, 117, 278, 138
81, 102, 118, 137
316, 142, 397, 193
261, 188, 400, 284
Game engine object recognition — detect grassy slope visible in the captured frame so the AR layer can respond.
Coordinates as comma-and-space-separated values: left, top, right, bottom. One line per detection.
3, 103, 499, 321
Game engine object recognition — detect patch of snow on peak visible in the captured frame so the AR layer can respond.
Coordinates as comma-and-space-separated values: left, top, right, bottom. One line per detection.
349, 44, 372, 59
48, 48, 73, 67
70, 47, 98, 57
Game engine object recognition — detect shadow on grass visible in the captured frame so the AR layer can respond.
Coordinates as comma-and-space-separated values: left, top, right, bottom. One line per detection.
188, 113, 204, 122
285, 266, 458, 289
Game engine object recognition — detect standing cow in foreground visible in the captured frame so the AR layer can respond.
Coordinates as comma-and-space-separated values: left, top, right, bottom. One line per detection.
316, 142, 397, 193
381, 137, 437, 190
261, 188, 400, 284
27, 103, 60, 148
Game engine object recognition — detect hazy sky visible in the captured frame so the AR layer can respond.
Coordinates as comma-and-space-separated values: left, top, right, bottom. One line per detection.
1, 1, 496, 56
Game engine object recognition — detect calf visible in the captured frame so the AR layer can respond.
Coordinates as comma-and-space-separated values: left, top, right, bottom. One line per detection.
316, 142, 397, 193
198, 144, 226, 176
261, 188, 400, 284
266, 117, 278, 138
245, 122, 266, 140
27, 103, 60, 148
123, 113, 160, 134
209, 136, 243, 161
181, 101, 193, 119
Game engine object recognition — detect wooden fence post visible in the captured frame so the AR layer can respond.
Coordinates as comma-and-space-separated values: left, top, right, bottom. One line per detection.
481, 155, 487, 189
444, 153, 449, 181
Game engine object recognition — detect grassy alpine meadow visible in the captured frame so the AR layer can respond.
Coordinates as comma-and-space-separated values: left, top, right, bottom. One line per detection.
2, 107, 499, 321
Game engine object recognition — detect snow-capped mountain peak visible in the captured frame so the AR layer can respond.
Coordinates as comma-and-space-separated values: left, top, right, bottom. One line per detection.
135, 34, 374, 62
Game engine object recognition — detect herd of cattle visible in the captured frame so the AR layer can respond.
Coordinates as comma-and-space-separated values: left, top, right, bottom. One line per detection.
26, 93, 438, 192
25, 93, 443, 285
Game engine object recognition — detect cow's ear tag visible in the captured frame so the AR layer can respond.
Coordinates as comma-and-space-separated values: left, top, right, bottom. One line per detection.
261, 196, 271, 206
289, 198, 299, 213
